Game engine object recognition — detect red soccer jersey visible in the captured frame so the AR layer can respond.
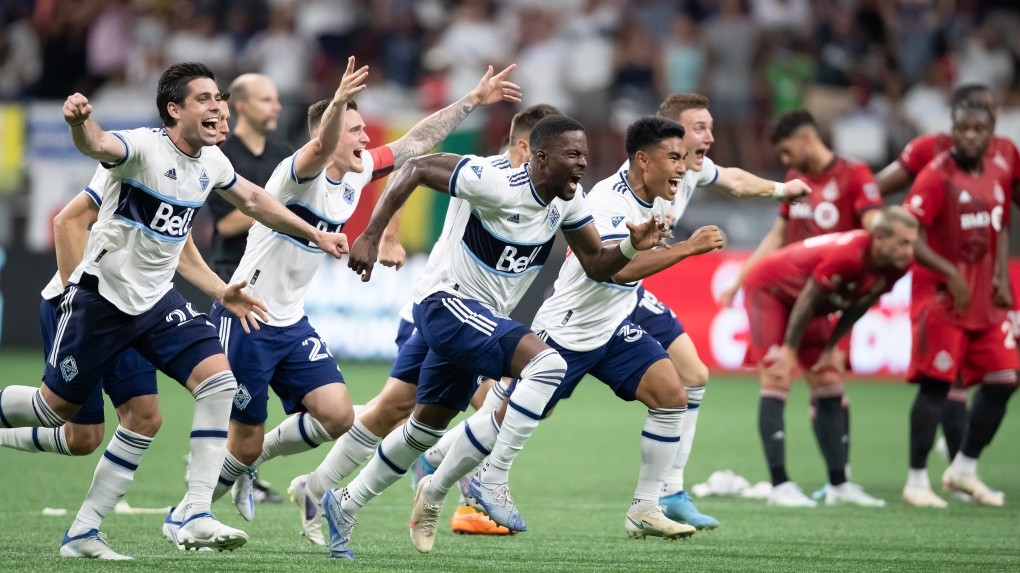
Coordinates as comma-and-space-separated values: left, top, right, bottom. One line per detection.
744, 230, 909, 315
898, 134, 1020, 184
779, 156, 882, 245
905, 151, 1012, 330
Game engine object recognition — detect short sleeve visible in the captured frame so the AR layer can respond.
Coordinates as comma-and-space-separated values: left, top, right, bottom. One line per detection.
448, 155, 510, 212
696, 156, 720, 186
102, 128, 147, 174
898, 135, 934, 176
82, 166, 111, 206
849, 163, 882, 215
207, 145, 238, 190
904, 166, 945, 227
811, 238, 861, 291
561, 186, 594, 232
586, 191, 628, 241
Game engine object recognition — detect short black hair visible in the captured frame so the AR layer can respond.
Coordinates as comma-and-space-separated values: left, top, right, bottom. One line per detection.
950, 84, 992, 107
770, 109, 816, 145
307, 98, 358, 136
625, 116, 685, 160
951, 98, 994, 122
529, 115, 585, 151
509, 104, 562, 143
157, 62, 217, 127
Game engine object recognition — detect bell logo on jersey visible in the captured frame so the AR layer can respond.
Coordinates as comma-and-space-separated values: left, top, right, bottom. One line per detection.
115, 182, 201, 242
496, 245, 542, 273
151, 202, 196, 238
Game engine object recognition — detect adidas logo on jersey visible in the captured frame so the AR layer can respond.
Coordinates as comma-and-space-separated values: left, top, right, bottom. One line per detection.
959, 190, 972, 203
506, 214, 520, 224
164, 168, 177, 180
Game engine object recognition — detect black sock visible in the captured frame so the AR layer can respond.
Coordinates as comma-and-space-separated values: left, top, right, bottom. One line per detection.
940, 390, 968, 460
909, 379, 949, 469
812, 395, 848, 485
759, 395, 788, 485
841, 399, 850, 465
960, 384, 1016, 459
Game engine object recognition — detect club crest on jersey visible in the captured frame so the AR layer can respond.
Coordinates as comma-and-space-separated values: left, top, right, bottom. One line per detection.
199, 168, 210, 191
470, 165, 484, 179
60, 356, 78, 382
342, 183, 355, 205
547, 206, 561, 229
233, 384, 252, 410
611, 215, 625, 227
822, 180, 839, 201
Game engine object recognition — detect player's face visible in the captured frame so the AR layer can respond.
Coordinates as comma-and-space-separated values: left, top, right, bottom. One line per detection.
774, 131, 810, 172
677, 108, 713, 171
640, 137, 687, 200
951, 108, 994, 162
174, 77, 223, 151
215, 101, 231, 146
334, 108, 370, 174
242, 78, 282, 133
874, 222, 918, 269
540, 130, 588, 200
967, 91, 997, 120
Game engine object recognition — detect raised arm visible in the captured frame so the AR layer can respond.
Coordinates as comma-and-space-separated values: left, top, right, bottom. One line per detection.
611, 225, 724, 284
712, 167, 810, 204
387, 65, 522, 167
563, 217, 672, 283
53, 192, 100, 286
63, 93, 127, 164
292, 56, 368, 180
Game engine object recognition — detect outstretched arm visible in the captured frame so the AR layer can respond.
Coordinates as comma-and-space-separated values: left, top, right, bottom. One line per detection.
387, 64, 521, 167
712, 167, 810, 204
177, 235, 269, 333
611, 225, 725, 284
63, 93, 127, 164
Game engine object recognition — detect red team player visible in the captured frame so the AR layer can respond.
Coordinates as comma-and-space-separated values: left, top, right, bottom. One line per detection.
723, 110, 884, 507
743, 206, 918, 508
901, 100, 1018, 508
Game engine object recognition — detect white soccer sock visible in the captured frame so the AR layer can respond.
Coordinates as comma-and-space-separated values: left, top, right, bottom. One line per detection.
906, 468, 930, 489
256, 412, 333, 466
340, 416, 444, 516
0, 426, 71, 455
663, 385, 704, 494
306, 416, 381, 501
67, 426, 152, 536
480, 350, 565, 483
424, 380, 508, 467
429, 411, 500, 498
0, 386, 67, 428
212, 451, 249, 502
184, 371, 235, 518
635, 407, 685, 504
949, 453, 978, 475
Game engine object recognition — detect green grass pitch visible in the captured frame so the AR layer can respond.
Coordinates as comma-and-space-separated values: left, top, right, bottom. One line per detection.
1, 349, 1018, 572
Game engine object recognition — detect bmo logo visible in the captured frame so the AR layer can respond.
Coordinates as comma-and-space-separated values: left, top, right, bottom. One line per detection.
151, 202, 196, 237
496, 245, 542, 273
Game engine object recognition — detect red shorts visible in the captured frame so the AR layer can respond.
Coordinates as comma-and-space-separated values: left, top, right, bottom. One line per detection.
908, 302, 1020, 386
743, 288, 848, 372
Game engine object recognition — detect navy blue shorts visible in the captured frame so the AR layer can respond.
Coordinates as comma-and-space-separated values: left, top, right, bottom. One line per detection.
413, 293, 530, 411
39, 298, 157, 425
538, 318, 669, 414
394, 318, 416, 351
630, 286, 685, 350
213, 304, 344, 425
389, 327, 428, 384
43, 276, 221, 407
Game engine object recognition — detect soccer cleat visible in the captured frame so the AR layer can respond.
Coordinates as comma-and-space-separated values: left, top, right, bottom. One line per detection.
941, 467, 1005, 507
322, 489, 357, 559
459, 474, 478, 508
810, 483, 829, 501
659, 491, 719, 529
288, 474, 325, 545
468, 474, 527, 532
824, 482, 886, 507
232, 466, 256, 521
60, 529, 132, 560
767, 481, 818, 508
450, 506, 514, 535
411, 453, 438, 490
624, 506, 696, 540
902, 484, 948, 508
409, 475, 444, 554
177, 513, 249, 551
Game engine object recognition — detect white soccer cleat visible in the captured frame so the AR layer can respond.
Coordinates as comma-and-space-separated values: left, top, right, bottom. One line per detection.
60, 529, 132, 560
232, 466, 257, 521
410, 475, 445, 554
767, 481, 818, 508
902, 484, 948, 508
176, 513, 249, 551
824, 482, 886, 507
624, 505, 696, 541
942, 467, 1005, 507
288, 474, 325, 545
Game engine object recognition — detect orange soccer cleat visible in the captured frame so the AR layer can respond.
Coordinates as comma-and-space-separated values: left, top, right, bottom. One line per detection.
449, 505, 516, 535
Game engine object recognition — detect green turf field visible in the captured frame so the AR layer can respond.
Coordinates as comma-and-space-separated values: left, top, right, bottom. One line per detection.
0, 348, 1017, 572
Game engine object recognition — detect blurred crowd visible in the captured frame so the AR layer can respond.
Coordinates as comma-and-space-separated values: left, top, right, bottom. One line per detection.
2, 0, 1020, 174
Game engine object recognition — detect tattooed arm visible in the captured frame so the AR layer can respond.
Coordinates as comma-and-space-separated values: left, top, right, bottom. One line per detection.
387, 64, 521, 167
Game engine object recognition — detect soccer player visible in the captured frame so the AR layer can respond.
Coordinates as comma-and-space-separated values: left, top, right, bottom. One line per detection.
0, 62, 347, 559
722, 109, 883, 507
408, 116, 727, 553
207, 61, 523, 537
321, 115, 668, 559
286, 104, 559, 544
744, 206, 918, 508
901, 100, 1018, 508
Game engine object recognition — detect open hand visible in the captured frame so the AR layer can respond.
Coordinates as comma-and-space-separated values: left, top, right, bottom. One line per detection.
220, 281, 269, 334
625, 216, 673, 251
335, 56, 369, 105
470, 64, 522, 106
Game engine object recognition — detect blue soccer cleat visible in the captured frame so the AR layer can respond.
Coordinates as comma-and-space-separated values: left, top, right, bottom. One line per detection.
411, 453, 437, 490
659, 491, 719, 530
468, 473, 527, 532
322, 489, 357, 560
60, 529, 132, 560
232, 466, 257, 521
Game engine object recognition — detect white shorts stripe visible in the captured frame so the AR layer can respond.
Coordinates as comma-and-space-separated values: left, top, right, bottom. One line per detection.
442, 297, 496, 336
48, 287, 78, 367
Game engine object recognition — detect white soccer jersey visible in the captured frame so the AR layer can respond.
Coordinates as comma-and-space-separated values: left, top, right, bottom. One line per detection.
617, 156, 719, 223
69, 128, 237, 315
42, 170, 110, 300
415, 155, 593, 316
232, 150, 373, 326
533, 170, 669, 351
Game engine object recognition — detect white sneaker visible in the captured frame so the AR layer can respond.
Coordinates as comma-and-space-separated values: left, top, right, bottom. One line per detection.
902, 484, 948, 508
232, 466, 257, 521
177, 513, 249, 551
767, 482, 818, 508
624, 505, 696, 540
410, 475, 445, 553
60, 530, 132, 560
824, 482, 886, 507
288, 474, 325, 545
942, 467, 1005, 507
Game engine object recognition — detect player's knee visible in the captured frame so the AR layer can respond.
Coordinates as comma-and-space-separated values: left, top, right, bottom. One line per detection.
233, 435, 265, 465
679, 362, 709, 387
319, 410, 354, 439
64, 425, 104, 456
